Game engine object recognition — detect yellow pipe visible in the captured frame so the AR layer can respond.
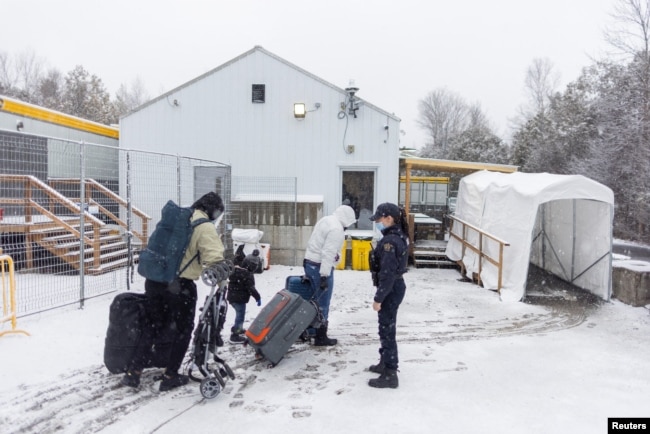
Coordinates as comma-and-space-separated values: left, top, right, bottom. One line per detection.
0, 96, 119, 139
0, 255, 30, 337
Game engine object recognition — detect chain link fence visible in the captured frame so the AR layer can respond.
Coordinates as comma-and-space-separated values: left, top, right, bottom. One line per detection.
0, 130, 304, 317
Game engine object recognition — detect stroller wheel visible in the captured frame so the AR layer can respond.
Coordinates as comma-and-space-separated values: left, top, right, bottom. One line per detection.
200, 378, 221, 399
221, 362, 236, 380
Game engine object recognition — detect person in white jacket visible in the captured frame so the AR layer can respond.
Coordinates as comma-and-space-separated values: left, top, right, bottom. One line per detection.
303, 204, 357, 346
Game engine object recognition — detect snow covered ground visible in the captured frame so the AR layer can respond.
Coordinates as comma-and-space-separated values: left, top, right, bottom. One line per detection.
0, 264, 648, 434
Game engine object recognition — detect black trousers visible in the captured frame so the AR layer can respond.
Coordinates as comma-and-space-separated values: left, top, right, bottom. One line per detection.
377, 278, 406, 371
129, 278, 198, 375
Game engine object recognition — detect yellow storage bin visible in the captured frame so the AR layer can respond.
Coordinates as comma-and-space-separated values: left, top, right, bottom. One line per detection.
335, 239, 347, 270
351, 239, 372, 271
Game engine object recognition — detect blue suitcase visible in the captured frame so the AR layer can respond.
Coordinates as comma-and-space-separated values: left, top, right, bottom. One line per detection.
285, 275, 315, 301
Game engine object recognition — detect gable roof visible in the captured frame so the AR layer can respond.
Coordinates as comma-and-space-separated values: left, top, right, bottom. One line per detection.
126, 46, 400, 121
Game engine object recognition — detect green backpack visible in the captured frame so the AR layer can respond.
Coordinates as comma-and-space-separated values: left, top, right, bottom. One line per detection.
137, 200, 210, 283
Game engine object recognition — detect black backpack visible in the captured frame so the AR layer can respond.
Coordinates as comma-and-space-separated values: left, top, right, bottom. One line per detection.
137, 200, 210, 283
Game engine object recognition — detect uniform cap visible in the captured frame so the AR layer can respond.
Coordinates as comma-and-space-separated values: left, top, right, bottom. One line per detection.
369, 203, 400, 221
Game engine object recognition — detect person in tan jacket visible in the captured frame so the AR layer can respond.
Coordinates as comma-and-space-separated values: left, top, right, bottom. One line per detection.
122, 192, 226, 392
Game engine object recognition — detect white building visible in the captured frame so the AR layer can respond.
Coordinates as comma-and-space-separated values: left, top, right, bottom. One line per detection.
120, 46, 401, 224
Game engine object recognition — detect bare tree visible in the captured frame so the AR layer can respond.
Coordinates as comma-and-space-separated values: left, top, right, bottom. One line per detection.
605, 0, 650, 61
0, 49, 46, 101
0, 51, 16, 94
510, 57, 560, 132
114, 76, 150, 117
417, 88, 469, 157
15, 50, 45, 99
524, 57, 560, 115
467, 102, 491, 130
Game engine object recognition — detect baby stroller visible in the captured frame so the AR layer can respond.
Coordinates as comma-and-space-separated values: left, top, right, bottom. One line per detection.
184, 264, 236, 399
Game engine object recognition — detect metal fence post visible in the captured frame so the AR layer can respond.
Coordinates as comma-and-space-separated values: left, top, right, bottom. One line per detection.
294, 177, 298, 266
79, 141, 86, 309
126, 151, 133, 290
177, 155, 181, 204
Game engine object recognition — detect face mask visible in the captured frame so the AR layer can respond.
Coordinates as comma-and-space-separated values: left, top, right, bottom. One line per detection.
375, 222, 385, 232
211, 209, 223, 222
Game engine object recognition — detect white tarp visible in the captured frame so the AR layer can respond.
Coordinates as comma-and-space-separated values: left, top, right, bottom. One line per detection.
231, 228, 270, 270
445, 171, 615, 302
231, 228, 264, 244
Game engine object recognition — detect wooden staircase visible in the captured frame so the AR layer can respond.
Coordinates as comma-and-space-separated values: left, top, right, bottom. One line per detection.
0, 175, 150, 275
412, 239, 458, 268
33, 219, 139, 274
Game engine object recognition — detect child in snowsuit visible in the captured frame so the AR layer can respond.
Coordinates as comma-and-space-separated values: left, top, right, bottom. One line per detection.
227, 250, 262, 343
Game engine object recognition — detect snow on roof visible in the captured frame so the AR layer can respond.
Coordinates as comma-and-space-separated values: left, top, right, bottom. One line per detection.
231, 193, 323, 203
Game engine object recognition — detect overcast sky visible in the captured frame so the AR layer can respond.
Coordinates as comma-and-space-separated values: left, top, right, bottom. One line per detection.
4, 0, 617, 149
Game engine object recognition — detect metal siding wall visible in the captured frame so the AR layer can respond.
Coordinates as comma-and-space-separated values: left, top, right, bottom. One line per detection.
120, 48, 401, 216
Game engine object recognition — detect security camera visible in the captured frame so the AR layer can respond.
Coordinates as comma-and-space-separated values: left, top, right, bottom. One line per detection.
383, 125, 389, 130
16, 120, 24, 131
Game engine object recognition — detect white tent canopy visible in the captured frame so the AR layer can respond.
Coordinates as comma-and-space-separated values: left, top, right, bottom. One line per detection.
445, 171, 615, 302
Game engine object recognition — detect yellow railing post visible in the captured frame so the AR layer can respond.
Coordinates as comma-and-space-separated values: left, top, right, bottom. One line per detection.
0, 255, 30, 337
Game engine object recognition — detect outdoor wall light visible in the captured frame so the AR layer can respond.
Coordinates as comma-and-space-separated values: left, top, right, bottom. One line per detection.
294, 103, 306, 118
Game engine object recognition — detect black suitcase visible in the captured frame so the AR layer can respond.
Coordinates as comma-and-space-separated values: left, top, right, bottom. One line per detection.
103, 292, 175, 374
245, 289, 318, 366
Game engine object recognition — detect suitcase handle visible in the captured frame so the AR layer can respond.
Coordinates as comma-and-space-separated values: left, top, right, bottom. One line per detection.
283, 323, 297, 341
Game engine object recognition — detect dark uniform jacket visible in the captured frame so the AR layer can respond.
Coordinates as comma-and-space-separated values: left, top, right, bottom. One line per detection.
227, 266, 262, 304
372, 225, 409, 303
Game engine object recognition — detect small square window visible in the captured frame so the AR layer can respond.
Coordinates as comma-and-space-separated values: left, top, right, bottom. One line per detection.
252, 84, 265, 103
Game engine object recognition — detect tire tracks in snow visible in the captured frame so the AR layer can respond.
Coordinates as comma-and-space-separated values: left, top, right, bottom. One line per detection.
0, 366, 198, 434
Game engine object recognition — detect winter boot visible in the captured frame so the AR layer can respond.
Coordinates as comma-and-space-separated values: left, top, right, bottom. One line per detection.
313, 323, 337, 346
230, 327, 246, 344
120, 370, 141, 388
368, 360, 386, 374
159, 372, 189, 392
368, 368, 399, 389
230, 333, 246, 344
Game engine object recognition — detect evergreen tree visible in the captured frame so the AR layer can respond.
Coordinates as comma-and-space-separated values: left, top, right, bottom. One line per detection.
62, 65, 118, 124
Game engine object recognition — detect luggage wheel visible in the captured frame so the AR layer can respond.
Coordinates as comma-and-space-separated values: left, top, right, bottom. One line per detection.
221, 362, 236, 380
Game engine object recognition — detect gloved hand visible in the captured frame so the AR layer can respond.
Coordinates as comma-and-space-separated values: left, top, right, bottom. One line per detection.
212, 260, 234, 281
256, 298, 262, 307
319, 275, 328, 289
